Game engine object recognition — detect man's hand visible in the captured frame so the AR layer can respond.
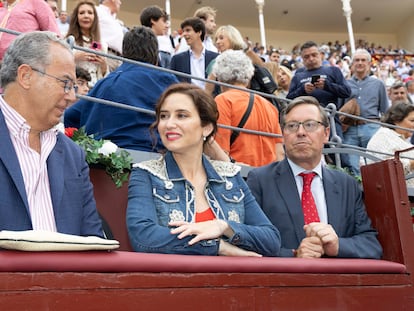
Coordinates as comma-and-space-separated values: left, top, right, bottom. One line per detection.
304, 78, 325, 94
304, 82, 316, 94
304, 222, 339, 257
313, 78, 325, 89
295, 236, 324, 258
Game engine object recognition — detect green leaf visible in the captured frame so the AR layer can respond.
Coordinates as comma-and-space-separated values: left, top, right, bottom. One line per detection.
68, 127, 132, 188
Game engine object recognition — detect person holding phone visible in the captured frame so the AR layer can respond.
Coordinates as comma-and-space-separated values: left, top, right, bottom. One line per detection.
66, 0, 108, 87
311, 74, 320, 85
287, 41, 350, 108
287, 41, 351, 168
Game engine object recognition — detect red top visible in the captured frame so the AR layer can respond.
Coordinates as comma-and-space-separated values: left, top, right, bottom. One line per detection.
195, 208, 215, 222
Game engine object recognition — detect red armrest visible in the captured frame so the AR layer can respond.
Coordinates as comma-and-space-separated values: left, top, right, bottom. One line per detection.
0, 251, 406, 274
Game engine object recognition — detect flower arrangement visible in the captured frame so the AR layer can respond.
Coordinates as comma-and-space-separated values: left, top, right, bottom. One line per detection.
65, 127, 132, 188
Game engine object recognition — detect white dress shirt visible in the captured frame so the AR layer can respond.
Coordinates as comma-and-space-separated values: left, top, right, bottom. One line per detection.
0, 97, 57, 231
288, 158, 328, 224
189, 48, 206, 89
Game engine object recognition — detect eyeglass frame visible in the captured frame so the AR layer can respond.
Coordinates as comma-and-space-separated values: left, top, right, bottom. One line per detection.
30, 67, 78, 94
282, 120, 326, 133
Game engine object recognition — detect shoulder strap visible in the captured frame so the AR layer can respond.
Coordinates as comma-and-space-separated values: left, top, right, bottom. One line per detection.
230, 92, 254, 146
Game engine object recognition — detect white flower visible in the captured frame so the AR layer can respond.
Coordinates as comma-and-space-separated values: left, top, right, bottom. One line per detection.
98, 141, 118, 156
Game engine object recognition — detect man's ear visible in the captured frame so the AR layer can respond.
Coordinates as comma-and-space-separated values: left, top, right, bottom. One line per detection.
323, 126, 331, 144
150, 18, 156, 27
17, 64, 34, 90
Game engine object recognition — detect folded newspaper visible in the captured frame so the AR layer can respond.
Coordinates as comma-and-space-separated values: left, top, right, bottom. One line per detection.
0, 230, 120, 251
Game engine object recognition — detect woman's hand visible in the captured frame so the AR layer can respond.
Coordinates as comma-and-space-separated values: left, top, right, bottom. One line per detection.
219, 240, 262, 257
74, 51, 96, 63
169, 219, 234, 245
74, 52, 107, 75
94, 54, 107, 75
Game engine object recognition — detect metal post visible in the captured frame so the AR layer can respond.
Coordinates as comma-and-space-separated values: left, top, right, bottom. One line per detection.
341, 0, 355, 56
165, 0, 171, 35
255, 0, 266, 49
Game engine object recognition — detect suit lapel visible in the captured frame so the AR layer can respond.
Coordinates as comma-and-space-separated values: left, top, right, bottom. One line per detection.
275, 159, 306, 243
0, 110, 29, 209
322, 167, 341, 228
204, 51, 212, 71
47, 134, 65, 216
185, 51, 191, 75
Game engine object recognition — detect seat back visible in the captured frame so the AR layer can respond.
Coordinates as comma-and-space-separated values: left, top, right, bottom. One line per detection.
361, 157, 414, 268
89, 167, 133, 251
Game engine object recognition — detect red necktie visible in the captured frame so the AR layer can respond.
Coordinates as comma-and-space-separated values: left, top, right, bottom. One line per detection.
299, 172, 320, 224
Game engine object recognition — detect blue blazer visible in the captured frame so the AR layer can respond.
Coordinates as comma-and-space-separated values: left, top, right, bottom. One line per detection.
0, 110, 103, 237
246, 159, 382, 258
169, 49, 219, 83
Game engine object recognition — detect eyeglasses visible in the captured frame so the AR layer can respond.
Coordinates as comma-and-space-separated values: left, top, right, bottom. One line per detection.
31, 67, 78, 94
283, 120, 324, 133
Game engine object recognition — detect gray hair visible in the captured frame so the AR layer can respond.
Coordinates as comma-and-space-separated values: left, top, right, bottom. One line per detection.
0, 31, 71, 88
212, 50, 254, 85
352, 48, 371, 63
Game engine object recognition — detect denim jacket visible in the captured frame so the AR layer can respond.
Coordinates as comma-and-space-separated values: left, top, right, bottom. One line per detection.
127, 151, 280, 256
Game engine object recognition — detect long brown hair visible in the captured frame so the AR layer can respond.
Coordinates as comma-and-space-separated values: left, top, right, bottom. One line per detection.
66, 1, 101, 46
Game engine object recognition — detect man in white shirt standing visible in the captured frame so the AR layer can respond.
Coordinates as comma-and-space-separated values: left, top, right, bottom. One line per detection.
176, 6, 218, 54
96, 0, 124, 71
170, 17, 218, 89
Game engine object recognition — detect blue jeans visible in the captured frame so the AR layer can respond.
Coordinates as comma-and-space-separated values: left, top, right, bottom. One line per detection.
343, 123, 381, 175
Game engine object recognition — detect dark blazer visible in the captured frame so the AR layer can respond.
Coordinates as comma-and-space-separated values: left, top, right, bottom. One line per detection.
246, 159, 382, 258
169, 49, 219, 83
0, 109, 103, 237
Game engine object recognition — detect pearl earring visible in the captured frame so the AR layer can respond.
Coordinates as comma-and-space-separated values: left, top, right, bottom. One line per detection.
203, 136, 206, 141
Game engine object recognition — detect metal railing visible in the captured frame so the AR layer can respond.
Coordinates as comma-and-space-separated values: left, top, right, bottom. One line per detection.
2, 28, 414, 171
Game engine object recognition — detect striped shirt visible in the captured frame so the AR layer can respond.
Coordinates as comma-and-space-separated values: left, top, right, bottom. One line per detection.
0, 96, 57, 231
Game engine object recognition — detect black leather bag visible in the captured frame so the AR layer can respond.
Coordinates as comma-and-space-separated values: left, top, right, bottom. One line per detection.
249, 64, 281, 111
250, 64, 278, 94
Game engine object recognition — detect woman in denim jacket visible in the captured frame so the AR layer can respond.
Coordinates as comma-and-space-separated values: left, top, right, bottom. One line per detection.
127, 83, 281, 257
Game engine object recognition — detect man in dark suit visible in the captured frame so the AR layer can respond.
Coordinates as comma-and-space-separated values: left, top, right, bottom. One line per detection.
0, 31, 103, 237
169, 17, 218, 89
246, 96, 382, 259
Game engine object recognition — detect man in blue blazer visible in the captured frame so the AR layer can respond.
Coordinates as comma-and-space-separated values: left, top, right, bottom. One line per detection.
0, 31, 103, 237
169, 17, 218, 88
247, 96, 382, 258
